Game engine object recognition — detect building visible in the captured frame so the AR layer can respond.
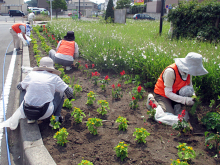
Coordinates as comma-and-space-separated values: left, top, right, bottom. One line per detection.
68, 0, 98, 16
1, 0, 28, 15
37, 0, 50, 11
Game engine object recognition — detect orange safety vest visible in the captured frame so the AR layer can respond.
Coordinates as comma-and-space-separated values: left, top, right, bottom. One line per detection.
12, 23, 26, 33
56, 40, 75, 57
154, 63, 190, 98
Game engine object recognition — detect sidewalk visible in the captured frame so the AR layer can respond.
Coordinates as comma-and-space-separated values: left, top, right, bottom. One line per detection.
20, 43, 56, 165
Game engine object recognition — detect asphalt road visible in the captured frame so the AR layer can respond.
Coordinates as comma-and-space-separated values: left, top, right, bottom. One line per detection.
0, 15, 23, 165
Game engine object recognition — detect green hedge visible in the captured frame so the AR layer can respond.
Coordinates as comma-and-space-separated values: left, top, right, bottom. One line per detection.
167, 0, 220, 42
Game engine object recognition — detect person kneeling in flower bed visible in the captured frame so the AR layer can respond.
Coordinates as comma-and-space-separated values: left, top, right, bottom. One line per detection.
49, 31, 79, 70
0, 57, 75, 130
146, 52, 208, 126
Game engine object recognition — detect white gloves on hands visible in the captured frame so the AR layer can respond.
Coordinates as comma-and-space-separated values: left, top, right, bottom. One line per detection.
26, 40, 30, 46
185, 97, 194, 106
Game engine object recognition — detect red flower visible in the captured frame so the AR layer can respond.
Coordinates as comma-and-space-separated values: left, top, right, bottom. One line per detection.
181, 110, 186, 117
91, 72, 95, 77
137, 85, 142, 93
85, 64, 88, 69
120, 70, 125, 76
178, 114, 183, 122
43, 25, 45, 28
57, 40, 59, 44
207, 144, 209, 146
105, 75, 109, 80
152, 103, 157, 109
117, 83, 121, 87
112, 84, 115, 88
48, 35, 50, 37
78, 61, 81, 63
171, 134, 173, 135
149, 100, 153, 107
132, 96, 136, 100
52, 37, 55, 40
158, 121, 162, 124
92, 64, 95, 68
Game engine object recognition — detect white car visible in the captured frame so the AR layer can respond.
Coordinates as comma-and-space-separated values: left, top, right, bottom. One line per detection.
30, 7, 50, 15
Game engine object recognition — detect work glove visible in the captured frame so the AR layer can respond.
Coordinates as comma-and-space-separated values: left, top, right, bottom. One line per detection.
185, 97, 194, 106
26, 40, 30, 46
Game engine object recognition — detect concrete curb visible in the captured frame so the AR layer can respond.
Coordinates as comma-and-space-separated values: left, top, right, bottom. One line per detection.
20, 45, 56, 165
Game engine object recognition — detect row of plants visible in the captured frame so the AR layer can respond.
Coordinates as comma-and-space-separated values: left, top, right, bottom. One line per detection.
31, 24, 220, 164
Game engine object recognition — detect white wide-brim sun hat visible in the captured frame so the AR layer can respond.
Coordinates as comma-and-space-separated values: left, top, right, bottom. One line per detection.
174, 52, 208, 76
33, 57, 61, 75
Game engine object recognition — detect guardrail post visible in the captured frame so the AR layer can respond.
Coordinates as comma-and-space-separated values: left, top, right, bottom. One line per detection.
14, 18, 15, 23
5, 18, 7, 22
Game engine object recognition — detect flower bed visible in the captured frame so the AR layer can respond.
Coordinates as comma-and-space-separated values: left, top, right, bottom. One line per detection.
29, 24, 220, 165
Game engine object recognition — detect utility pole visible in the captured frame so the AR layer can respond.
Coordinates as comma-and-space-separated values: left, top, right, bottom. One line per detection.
78, 0, 81, 19
50, 0, 52, 21
159, 0, 165, 35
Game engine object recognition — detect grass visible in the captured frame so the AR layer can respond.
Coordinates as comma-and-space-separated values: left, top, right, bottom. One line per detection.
43, 18, 219, 104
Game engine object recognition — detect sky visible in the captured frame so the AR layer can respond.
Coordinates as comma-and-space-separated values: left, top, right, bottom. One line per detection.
24, 0, 105, 4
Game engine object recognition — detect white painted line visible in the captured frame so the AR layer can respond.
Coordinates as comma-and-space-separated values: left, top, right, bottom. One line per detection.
0, 49, 17, 158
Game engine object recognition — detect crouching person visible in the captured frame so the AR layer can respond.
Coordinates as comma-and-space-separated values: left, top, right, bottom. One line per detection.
17, 57, 74, 124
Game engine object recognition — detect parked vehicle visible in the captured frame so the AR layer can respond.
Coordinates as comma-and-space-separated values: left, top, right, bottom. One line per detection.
133, 14, 155, 20
8, 10, 25, 17
30, 7, 50, 15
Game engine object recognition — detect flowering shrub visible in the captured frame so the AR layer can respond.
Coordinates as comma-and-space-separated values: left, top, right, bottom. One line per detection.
50, 115, 61, 130
170, 159, 189, 165
71, 107, 86, 123
177, 143, 196, 161
58, 68, 65, 78
78, 159, 94, 165
99, 75, 110, 91
53, 127, 69, 146
147, 100, 157, 120
62, 75, 71, 84
86, 91, 96, 105
133, 127, 150, 143
91, 71, 100, 85
129, 96, 139, 109
205, 131, 220, 155
112, 83, 123, 100
86, 117, 103, 135
172, 110, 190, 135
114, 141, 129, 161
73, 84, 82, 96
63, 98, 75, 109
115, 116, 128, 131
131, 85, 145, 100
97, 100, 110, 115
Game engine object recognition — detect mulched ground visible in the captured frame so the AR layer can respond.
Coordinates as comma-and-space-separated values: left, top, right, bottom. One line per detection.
29, 29, 220, 165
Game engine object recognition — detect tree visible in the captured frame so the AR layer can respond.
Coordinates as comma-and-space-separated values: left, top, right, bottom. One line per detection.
25, 0, 38, 7
105, 0, 114, 22
47, 0, 67, 18
116, 0, 131, 9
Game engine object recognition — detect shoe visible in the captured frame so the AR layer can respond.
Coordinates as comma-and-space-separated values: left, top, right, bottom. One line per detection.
66, 66, 72, 70
146, 93, 154, 110
27, 119, 36, 124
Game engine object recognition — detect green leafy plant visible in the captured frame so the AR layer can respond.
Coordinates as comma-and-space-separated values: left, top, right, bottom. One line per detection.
205, 131, 220, 156
97, 100, 110, 115
86, 117, 103, 135
50, 115, 61, 130
147, 100, 157, 119
73, 84, 82, 96
176, 143, 196, 162
115, 116, 128, 131
58, 68, 65, 78
201, 112, 220, 132
114, 141, 129, 161
69, 76, 75, 88
129, 96, 139, 109
99, 75, 110, 91
190, 96, 201, 115
78, 159, 94, 165
63, 98, 75, 109
91, 71, 100, 85
62, 75, 71, 84
209, 95, 220, 109
86, 91, 96, 105
133, 127, 150, 143
53, 127, 69, 146
71, 107, 86, 123
112, 83, 123, 100
172, 110, 190, 136
170, 159, 189, 165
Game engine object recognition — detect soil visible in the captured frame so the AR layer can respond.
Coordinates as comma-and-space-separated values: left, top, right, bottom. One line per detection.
29, 29, 220, 165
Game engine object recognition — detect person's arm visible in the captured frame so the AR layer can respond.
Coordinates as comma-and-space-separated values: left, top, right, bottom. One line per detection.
163, 68, 194, 105
56, 40, 62, 52
74, 42, 79, 58
64, 87, 74, 100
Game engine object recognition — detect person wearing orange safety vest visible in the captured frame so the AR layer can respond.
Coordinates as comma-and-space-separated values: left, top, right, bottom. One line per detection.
49, 31, 79, 70
10, 23, 30, 50
146, 52, 208, 117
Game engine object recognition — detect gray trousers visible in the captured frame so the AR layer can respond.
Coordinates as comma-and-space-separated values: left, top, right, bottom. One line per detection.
49, 49, 73, 66
10, 28, 20, 49
20, 90, 64, 118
